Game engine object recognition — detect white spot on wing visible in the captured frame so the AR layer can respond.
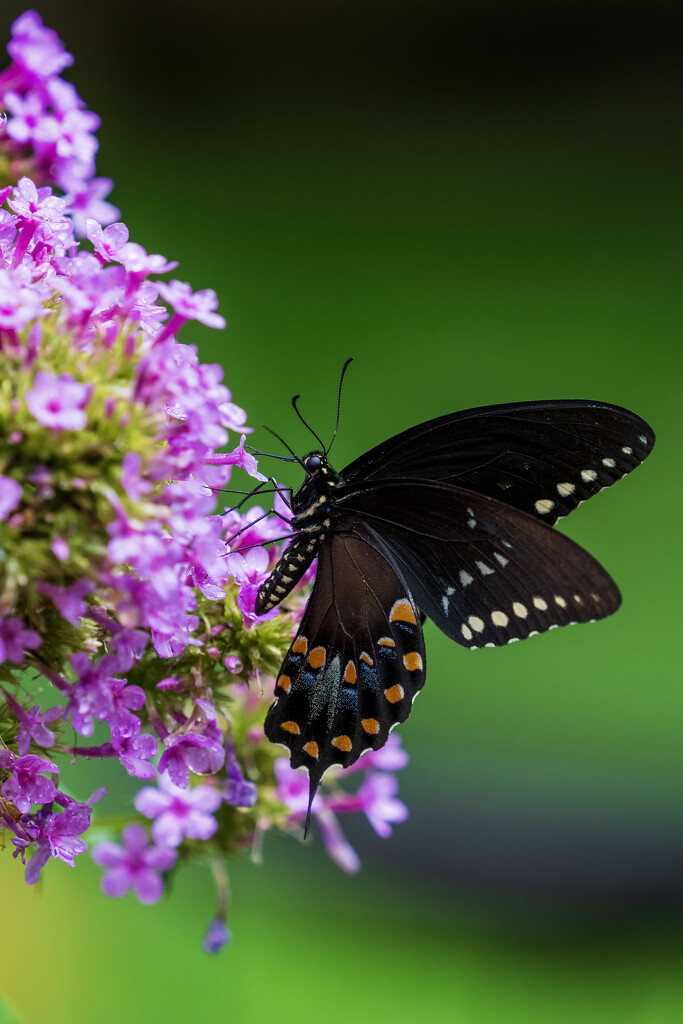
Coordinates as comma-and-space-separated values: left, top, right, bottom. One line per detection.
581, 469, 598, 482
512, 601, 528, 618
557, 482, 575, 497
468, 615, 485, 633
459, 570, 474, 588
491, 610, 509, 627
476, 560, 495, 576
461, 623, 473, 641
535, 498, 555, 515
602, 457, 616, 468
494, 552, 509, 567
554, 595, 567, 608
622, 446, 633, 455
533, 596, 548, 611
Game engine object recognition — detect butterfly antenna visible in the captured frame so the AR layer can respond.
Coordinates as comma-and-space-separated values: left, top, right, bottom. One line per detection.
260, 425, 306, 468
291, 394, 327, 453
245, 446, 299, 464
326, 356, 354, 455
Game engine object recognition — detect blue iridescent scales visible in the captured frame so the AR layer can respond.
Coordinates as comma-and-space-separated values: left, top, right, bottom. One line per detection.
253, 398, 655, 828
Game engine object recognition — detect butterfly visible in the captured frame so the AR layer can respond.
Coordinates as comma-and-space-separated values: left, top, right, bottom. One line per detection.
253, 361, 655, 828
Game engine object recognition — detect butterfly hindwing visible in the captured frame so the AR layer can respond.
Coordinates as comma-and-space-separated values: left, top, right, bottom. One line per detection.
340, 400, 655, 526
264, 519, 425, 790
342, 480, 622, 648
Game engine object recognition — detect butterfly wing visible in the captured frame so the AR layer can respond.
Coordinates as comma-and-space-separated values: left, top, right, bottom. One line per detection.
340, 400, 655, 526
341, 480, 622, 648
265, 518, 425, 808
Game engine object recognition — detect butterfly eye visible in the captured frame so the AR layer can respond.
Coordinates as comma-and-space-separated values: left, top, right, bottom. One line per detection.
305, 455, 322, 473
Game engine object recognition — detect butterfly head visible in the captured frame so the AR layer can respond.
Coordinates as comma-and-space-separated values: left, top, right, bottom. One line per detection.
290, 451, 342, 514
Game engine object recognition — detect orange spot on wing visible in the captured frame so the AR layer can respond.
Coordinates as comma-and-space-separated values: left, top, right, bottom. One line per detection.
361, 718, 380, 735
332, 734, 352, 752
384, 684, 404, 704
403, 652, 423, 672
390, 599, 417, 625
343, 661, 357, 685
278, 674, 291, 692
308, 646, 326, 669
378, 637, 395, 648
281, 720, 300, 734
303, 741, 319, 758
292, 637, 308, 655
360, 652, 373, 666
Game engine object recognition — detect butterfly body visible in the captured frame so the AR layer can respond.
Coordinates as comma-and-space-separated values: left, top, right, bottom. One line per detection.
255, 398, 655, 822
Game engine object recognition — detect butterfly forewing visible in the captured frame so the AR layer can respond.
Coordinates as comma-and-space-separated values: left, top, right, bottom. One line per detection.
265, 519, 425, 792
341, 480, 622, 648
340, 400, 655, 526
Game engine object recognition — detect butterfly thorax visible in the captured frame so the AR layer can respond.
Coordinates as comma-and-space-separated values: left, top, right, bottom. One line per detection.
254, 452, 343, 616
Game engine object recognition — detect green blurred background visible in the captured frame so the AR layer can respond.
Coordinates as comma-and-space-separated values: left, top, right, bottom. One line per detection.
2, 1, 683, 1021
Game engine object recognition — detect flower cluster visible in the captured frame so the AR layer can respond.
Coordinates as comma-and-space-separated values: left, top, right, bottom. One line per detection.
0, 10, 410, 951
0, 9, 117, 233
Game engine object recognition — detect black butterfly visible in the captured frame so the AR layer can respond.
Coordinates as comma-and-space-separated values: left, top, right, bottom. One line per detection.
253, 363, 655, 827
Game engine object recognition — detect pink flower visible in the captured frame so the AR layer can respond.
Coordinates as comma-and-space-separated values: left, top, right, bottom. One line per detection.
134, 774, 223, 847
92, 823, 176, 904
1, 753, 59, 814
38, 578, 94, 625
25, 369, 91, 430
157, 279, 226, 329
6, 10, 73, 80
0, 473, 22, 519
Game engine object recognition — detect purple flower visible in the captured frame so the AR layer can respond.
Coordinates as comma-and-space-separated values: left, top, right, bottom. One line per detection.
346, 733, 409, 774
357, 772, 409, 838
92, 823, 177, 904
112, 732, 159, 780
61, 173, 119, 236
0, 267, 47, 329
0, 616, 41, 664
227, 547, 279, 624
20, 797, 97, 881
203, 919, 232, 954
206, 434, 266, 481
25, 369, 91, 430
0, 689, 62, 755
2, 753, 59, 813
134, 774, 223, 847
106, 677, 146, 743
158, 708, 225, 788
8, 177, 68, 229
274, 759, 323, 817
85, 218, 129, 263
38, 578, 93, 625
156, 279, 226, 340
4, 90, 58, 147
0, 473, 22, 519
120, 452, 152, 501
316, 808, 361, 874
222, 745, 258, 807
66, 652, 123, 737
6, 10, 73, 80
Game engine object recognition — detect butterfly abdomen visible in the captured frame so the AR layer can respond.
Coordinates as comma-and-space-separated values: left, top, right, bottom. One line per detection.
254, 533, 320, 615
